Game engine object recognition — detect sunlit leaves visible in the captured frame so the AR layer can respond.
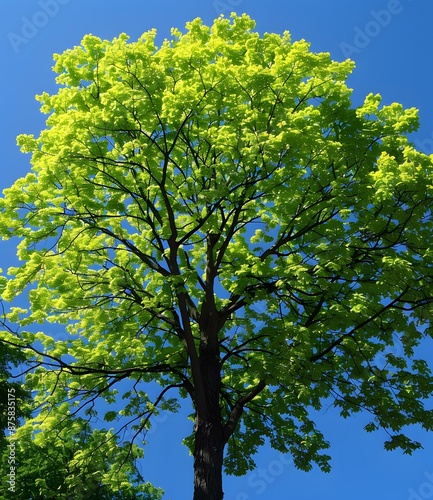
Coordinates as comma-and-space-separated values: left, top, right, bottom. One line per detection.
0, 409, 163, 499
1, 13, 433, 488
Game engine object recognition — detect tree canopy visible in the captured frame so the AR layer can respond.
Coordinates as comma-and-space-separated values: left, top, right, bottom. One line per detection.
1, 13, 433, 499
0, 407, 163, 499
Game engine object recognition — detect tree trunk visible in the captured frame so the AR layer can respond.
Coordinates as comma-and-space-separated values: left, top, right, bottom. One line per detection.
193, 331, 225, 500
193, 416, 225, 500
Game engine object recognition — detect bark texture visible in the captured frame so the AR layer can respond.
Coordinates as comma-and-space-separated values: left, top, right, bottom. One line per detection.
193, 314, 225, 500
193, 417, 225, 500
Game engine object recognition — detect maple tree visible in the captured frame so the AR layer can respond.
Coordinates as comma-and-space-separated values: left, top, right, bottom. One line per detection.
1, 14, 433, 499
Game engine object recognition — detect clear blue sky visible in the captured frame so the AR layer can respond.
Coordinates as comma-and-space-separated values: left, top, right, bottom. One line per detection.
1, 1, 433, 499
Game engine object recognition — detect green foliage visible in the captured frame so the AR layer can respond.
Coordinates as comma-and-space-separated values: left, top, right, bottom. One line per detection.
1, 13, 433, 492
0, 409, 163, 499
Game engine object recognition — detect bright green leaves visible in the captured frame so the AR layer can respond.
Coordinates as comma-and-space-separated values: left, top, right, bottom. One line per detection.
1, 13, 433, 488
53, 33, 125, 88
370, 152, 402, 200
371, 145, 433, 203
357, 92, 382, 116
1, 409, 163, 499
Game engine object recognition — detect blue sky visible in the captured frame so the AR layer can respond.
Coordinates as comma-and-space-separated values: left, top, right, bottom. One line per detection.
1, 1, 433, 499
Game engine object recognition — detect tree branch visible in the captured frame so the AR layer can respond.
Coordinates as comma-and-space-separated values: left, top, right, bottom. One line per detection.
223, 379, 266, 443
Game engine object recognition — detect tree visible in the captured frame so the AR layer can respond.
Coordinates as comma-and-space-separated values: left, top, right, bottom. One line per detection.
1, 13, 433, 499
0, 408, 163, 499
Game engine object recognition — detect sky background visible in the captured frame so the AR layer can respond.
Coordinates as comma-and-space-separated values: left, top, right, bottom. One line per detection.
1, 1, 433, 499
